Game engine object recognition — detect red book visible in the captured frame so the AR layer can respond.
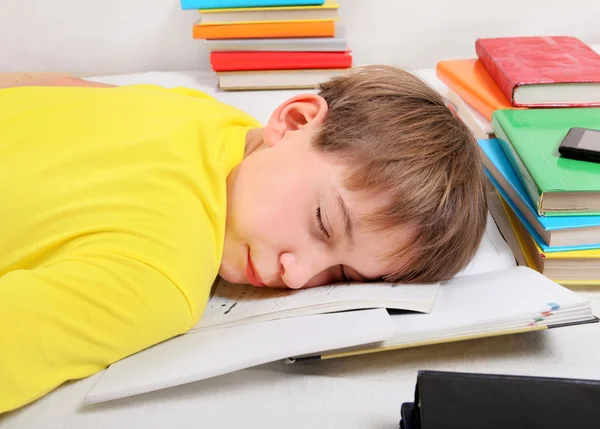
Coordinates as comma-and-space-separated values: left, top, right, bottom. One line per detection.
210, 50, 352, 72
475, 36, 600, 107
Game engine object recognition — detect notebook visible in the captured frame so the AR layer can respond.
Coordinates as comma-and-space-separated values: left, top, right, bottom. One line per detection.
86, 308, 394, 403
475, 36, 600, 107
189, 274, 441, 333
492, 108, 600, 216
478, 138, 600, 249
84, 217, 517, 403
287, 266, 596, 362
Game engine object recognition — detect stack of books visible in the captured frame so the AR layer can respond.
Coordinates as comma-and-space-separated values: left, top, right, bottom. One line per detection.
437, 36, 600, 288
181, 0, 352, 90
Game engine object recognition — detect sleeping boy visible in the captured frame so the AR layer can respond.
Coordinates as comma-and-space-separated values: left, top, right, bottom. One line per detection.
0, 66, 487, 412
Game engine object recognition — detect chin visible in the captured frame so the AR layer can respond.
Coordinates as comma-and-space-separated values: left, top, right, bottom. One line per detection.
218, 260, 245, 284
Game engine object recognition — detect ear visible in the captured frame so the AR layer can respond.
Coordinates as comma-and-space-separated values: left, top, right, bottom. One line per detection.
262, 93, 328, 147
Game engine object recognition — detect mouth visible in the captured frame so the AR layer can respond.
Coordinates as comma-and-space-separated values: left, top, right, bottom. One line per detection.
246, 250, 266, 287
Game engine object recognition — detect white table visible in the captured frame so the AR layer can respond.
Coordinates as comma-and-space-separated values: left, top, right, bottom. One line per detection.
1, 70, 599, 429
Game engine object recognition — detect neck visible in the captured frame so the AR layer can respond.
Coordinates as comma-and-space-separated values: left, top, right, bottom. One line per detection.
244, 128, 264, 158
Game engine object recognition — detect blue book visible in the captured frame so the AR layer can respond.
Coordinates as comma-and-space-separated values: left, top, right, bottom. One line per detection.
478, 138, 600, 252
181, 0, 325, 10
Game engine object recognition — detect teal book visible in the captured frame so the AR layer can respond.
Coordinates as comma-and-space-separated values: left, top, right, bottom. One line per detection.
478, 138, 600, 249
181, 0, 324, 9
492, 108, 600, 216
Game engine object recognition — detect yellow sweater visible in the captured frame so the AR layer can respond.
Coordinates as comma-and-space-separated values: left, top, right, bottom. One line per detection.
0, 84, 260, 413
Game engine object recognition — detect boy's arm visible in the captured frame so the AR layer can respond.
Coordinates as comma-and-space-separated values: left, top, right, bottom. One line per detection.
0, 252, 192, 413
0, 76, 116, 89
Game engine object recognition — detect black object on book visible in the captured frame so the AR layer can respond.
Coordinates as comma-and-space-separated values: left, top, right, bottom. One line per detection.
558, 127, 600, 163
399, 370, 600, 429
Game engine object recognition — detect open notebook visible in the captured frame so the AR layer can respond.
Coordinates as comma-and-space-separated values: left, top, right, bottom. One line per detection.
85, 216, 536, 403
287, 266, 596, 362
192, 276, 439, 332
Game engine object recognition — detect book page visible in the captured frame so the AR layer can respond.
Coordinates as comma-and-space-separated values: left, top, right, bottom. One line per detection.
189, 278, 439, 332
389, 266, 592, 341
87, 309, 393, 404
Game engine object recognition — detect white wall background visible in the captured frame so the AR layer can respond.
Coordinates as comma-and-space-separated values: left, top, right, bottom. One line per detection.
1, 0, 599, 75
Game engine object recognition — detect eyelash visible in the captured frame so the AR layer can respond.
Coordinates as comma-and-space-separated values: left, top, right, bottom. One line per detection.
316, 207, 330, 239
316, 208, 350, 282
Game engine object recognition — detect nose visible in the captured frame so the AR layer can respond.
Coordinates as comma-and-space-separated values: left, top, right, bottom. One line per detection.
279, 251, 336, 289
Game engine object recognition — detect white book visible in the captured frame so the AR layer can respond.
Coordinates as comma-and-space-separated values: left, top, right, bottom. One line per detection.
86, 308, 393, 403
84, 218, 523, 403
217, 68, 350, 91
192, 276, 439, 332
288, 266, 596, 362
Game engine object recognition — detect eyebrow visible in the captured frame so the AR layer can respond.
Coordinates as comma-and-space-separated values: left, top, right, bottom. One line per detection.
335, 191, 355, 248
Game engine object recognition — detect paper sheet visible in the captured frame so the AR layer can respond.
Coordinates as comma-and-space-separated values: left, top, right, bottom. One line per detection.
190, 278, 440, 331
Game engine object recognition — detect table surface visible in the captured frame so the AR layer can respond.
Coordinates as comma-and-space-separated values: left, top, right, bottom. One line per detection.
1, 69, 599, 429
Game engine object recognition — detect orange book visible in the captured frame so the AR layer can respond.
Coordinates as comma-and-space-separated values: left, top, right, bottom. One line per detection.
436, 58, 519, 121
193, 20, 335, 40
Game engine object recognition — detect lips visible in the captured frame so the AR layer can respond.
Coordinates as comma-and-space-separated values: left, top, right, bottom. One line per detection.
246, 250, 266, 287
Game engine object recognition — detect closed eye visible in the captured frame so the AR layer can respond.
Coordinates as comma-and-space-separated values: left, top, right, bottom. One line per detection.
316, 207, 330, 239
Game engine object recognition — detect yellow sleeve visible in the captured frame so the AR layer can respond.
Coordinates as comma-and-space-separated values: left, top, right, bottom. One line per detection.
0, 252, 192, 413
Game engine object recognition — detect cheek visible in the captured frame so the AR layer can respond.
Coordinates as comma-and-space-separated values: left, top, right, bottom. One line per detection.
236, 156, 312, 244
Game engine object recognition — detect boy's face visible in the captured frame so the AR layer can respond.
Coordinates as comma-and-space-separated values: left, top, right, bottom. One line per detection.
219, 94, 415, 289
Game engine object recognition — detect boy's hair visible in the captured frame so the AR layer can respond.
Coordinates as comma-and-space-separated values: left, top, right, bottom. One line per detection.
313, 65, 488, 283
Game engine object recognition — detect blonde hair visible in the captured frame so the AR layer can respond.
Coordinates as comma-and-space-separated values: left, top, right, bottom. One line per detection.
314, 65, 487, 283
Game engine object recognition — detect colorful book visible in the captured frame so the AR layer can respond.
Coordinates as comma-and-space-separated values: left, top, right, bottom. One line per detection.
205, 32, 347, 51
181, 0, 324, 10
198, 1, 338, 24
478, 138, 600, 251
484, 169, 599, 254
210, 50, 352, 71
193, 19, 335, 39
216, 68, 349, 90
436, 58, 516, 121
492, 108, 600, 217
497, 192, 600, 286
475, 36, 600, 107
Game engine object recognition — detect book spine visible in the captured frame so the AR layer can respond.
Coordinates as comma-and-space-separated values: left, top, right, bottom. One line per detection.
210, 51, 352, 72
475, 40, 518, 107
182, 0, 324, 10
206, 38, 347, 52
491, 113, 544, 216
193, 20, 334, 39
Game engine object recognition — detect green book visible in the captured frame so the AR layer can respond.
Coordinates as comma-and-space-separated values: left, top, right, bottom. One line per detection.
491, 108, 600, 217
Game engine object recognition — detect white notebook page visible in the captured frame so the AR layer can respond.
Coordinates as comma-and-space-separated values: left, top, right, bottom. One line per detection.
86, 308, 394, 404
390, 266, 592, 342
190, 278, 440, 331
